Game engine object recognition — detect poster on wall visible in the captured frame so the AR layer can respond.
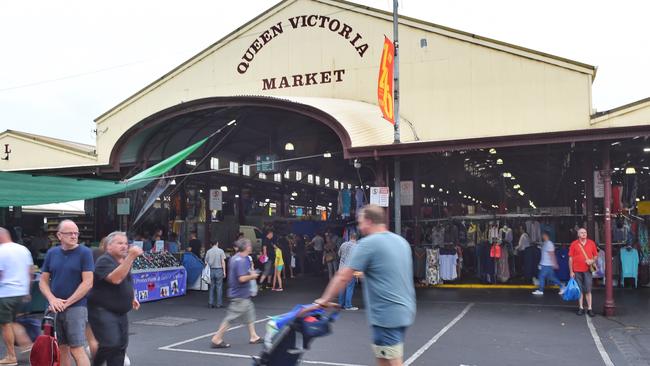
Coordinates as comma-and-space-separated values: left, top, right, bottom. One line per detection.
132, 267, 186, 303
370, 187, 390, 207
209, 189, 223, 211
117, 198, 130, 215
594, 171, 604, 198
400, 181, 413, 206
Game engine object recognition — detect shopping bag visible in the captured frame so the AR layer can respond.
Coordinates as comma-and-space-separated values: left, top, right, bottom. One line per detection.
290, 255, 296, 268
201, 264, 211, 284
250, 279, 258, 297
562, 278, 581, 301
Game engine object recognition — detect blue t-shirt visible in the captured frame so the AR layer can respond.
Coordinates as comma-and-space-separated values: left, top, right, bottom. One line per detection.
42, 245, 94, 307
227, 254, 251, 299
346, 231, 416, 328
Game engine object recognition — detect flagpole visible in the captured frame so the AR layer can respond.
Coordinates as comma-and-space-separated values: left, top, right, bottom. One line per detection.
393, 0, 401, 235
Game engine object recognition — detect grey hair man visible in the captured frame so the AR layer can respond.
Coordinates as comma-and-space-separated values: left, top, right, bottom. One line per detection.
210, 239, 261, 348
0, 227, 33, 366
39, 219, 94, 366
87, 231, 142, 366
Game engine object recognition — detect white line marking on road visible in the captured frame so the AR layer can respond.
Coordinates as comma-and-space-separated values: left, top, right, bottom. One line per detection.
158, 317, 270, 350
585, 315, 615, 366
161, 347, 367, 366
404, 302, 475, 366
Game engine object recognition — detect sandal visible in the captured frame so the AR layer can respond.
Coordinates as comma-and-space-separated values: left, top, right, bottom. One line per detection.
210, 341, 231, 349
249, 338, 263, 344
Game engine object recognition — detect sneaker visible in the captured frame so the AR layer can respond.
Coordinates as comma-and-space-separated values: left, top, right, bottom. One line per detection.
532, 290, 544, 296
558, 287, 566, 296
577, 308, 585, 316
346, 307, 359, 311
0, 357, 17, 366
587, 309, 595, 317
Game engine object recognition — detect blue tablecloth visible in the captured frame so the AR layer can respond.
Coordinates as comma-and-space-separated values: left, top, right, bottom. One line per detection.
132, 266, 187, 303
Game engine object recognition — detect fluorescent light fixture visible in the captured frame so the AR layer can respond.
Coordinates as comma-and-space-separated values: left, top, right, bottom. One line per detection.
170, 179, 176, 185
644, 147, 650, 152
421, 184, 426, 188
518, 190, 525, 196
227, 119, 236, 126
199, 189, 203, 193
285, 142, 295, 151
328, 202, 333, 206
636, 198, 640, 202
513, 184, 521, 189
430, 184, 434, 188
496, 158, 503, 165
264, 198, 270, 203
323, 152, 332, 158
458, 191, 462, 195
439, 188, 443, 192
235, 194, 239, 198
291, 192, 298, 197
502, 172, 511, 178
510, 176, 516, 180
625, 167, 637, 175
489, 148, 497, 154
220, 186, 228, 192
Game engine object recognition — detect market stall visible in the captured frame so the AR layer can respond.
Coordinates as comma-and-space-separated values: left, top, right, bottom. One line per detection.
132, 252, 187, 303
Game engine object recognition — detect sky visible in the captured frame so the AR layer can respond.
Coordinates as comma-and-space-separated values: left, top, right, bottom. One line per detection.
1, 0, 648, 145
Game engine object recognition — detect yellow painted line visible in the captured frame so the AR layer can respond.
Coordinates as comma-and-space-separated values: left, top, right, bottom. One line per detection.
426, 284, 561, 289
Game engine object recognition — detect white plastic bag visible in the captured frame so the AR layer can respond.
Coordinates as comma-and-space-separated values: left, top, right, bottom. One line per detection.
250, 279, 258, 297
201, 264, 211, 284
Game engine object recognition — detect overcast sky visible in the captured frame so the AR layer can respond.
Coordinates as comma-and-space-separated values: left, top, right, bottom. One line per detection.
1, 0, 648, 145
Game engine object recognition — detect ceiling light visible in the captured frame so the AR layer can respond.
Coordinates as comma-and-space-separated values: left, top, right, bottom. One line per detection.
290, 197, 295, 201
235, 194, 239, 198
446, 190, 450, 194
614, 167, 620, 171
502, 172, 511, 178
226, 119, 237, 126
284, 142, 295, 151
513, 184, 521, 189
463, 195, 467, 198
458, 191, 462, 195
510, 176, 516, 180
489, 148, 497, 154
220, 186, 228, 192
644, 147, 650, 152
496, 158, 503, 165
430, 184, 434, 188
328, 202, 333, 206
170, 179, 176, 185
439, 188, 443, 192
291, 192, 298, 197
518, 190, 525, 196
625, 167, 637, 175
323, 152, 332, 158
636, 198, 640, 202
265, 198, 270, 203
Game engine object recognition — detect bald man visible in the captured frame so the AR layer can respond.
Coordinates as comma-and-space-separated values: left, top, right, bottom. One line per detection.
39, 220, 94, 366
0, 227, 33, 366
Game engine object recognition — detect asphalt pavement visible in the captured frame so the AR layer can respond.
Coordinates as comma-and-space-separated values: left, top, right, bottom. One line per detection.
3, 276, 650, 365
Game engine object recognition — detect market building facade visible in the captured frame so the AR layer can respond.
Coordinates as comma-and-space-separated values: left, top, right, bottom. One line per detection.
2, 0, 650, 314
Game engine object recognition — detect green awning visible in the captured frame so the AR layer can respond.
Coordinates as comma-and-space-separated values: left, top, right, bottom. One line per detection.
0, 137, 208, 207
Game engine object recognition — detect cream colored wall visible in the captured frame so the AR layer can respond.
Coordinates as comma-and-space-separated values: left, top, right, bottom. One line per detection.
95, 0, 594, 165
590, 99, 650, 129
0, 134, 97, 171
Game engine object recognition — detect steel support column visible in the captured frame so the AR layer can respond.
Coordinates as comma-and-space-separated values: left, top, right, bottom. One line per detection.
602, 146, 616, 316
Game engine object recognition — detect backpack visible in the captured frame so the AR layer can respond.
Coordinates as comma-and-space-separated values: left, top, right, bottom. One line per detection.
30, 312, 60, 366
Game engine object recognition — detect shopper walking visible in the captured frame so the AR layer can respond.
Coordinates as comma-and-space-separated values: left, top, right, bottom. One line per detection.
337, 233, 358, 310
315, 205, 416, 366
188, 232, 202, 258
0, 227, 33, 366
569, 228, 599, 317
205, 241, 226, 308
323, 236, 337, 279
39, 219, 94, 366
272, 242, 284, 291
210, 239, 262, 348
310, 233, 325, 274
87, 231, 142, 366
532, 232, 565, 296
259, 230, 276, 289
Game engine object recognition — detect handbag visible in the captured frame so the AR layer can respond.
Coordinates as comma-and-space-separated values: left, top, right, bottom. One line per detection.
577, 242, 598, 273
201, 264, 211, 284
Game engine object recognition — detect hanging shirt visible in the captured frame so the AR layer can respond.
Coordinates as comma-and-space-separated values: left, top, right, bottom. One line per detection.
355, 188, 365, 210
439, 254, 458, 281
432, 227, 445, 246
341, 189, 352, 216
620, 247, 639, 279
516, 233, 531, 253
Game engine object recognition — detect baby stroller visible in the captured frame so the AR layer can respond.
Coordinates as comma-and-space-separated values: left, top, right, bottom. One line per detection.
253, 303, 339, 366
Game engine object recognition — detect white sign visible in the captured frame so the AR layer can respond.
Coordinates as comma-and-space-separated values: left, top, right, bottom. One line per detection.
209, 189, 223, 211
594, 171, 604, 198
400, 181, 413, 206
370, 187, 390, 207
117, 198, 130, 215
133, 241, 144, 249
154, 240, 165, 252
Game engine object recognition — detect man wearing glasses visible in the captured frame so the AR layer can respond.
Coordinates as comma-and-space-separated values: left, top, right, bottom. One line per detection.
39, 220, 94, 366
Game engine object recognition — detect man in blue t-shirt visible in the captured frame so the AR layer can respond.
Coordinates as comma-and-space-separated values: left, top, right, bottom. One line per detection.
315, 205, 416, 366
39, 220, 94, 366
210, 238, 261, 348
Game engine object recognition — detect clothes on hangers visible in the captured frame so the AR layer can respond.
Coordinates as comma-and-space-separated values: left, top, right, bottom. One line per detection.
555, 246, 570, 281
425, 248, 441, 285
497, 248, 510, 283
500, 226, 513, 244
620, 246, 640, 287
432, 226, 445, 246
355, 188, 365, 211
467, 223, 478, 247
488, 225, 500, 242
439, 251, 458, 281
413, 246, 427, 280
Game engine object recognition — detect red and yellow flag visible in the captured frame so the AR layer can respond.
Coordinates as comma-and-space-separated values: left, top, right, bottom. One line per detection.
377, 36, 395, 124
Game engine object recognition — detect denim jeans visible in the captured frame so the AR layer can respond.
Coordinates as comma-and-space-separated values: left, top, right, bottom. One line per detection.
209, 268, 224, 307
338, 279, 356, 309
538, 265, 562, 291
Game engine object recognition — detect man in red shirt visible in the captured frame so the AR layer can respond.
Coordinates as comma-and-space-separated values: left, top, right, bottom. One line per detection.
569, 228, 599, 317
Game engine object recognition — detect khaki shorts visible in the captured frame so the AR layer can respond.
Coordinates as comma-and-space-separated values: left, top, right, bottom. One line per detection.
223, 298, 256, 325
